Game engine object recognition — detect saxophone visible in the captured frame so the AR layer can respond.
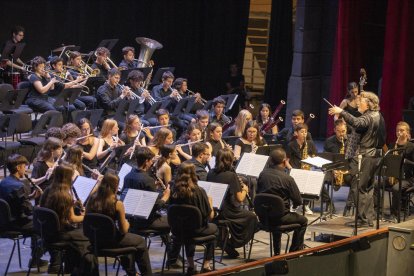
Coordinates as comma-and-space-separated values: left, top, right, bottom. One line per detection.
301, 141, 311, 170
333, 137, 348, 189
389, 135, 400, 186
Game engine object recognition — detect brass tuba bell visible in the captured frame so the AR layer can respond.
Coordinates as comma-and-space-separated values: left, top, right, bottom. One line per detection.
135, 37, 163, 68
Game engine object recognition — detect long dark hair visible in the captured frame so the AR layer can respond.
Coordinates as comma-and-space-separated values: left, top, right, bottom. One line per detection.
155, 144, 176, 170
214, 148, 234, 173
35, 137, 62, 162
86, 173, 119, 219
206, 122, 222, 142
242, 121, 264, 146
64, 145, 84, 176
150, 128, 172, 148
172, 163, 198, 200
256, 103, 271, 124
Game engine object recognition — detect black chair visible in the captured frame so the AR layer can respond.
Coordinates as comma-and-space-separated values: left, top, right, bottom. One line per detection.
0, 199, 26, 276
28, 207, 71, 276
252, 194, 301, 257
0, 113, 21, 176
404, 186, 414, 220
83, 213, 137, 276
164, 204, 216, 275
213, 218, 231, 263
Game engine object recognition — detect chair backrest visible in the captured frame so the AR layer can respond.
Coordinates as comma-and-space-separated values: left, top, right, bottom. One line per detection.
15, 113, 33, 135
0, 199, 12, 229
17, 81, 30, 90
32, 110, 64, 136
167, 204, 202, 240
0, 113, 19, 138
83, 213, 117, 253
33, 206, 61, 243
254, 194, 285, 225
0, 84, 14, 102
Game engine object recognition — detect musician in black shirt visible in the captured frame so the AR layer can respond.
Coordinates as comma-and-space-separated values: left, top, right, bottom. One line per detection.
151, 71, 178, 102
182, 142, 210, 181
209, 96, 231, 126
91, 47, 111, 78
126, 70, 151, 116
286, 123, 317, 170
119, 46, 138, 70
257, 148, 307, 255
277, 109, 313, 143
0, 26, 25, 72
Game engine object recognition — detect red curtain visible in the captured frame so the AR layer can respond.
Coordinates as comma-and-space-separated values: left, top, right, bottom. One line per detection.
328, 0, 365, 135
380, 0, 414, 141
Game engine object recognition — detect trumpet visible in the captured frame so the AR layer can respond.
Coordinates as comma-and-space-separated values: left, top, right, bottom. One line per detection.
137, 86, 157, 105
117, 84, 144, 101
187, 89, 207, 105
43, 69, 90, 94
169, 86, 182, 102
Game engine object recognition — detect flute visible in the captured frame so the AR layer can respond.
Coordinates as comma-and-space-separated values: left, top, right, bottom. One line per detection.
176, 139, 203, 147
76, 133, 93, 141
47, 151, 66, 180
129, 125, 143, 160
24, 174, 43, 193
143, 124, 171, 130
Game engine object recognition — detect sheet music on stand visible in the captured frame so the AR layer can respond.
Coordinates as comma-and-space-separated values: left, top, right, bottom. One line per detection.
122, 189, 158, 219
301, 156, 332, 168
289, 168, 325, 199
198, 181, 228, 209
236, 152, 269, 178
118, 163, 133, 192
72, 176, 98, 204
208, 156, 216, 170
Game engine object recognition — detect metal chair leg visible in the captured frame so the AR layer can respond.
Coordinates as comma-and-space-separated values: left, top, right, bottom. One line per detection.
5, 240, 16, 276
17, 238, 22, 268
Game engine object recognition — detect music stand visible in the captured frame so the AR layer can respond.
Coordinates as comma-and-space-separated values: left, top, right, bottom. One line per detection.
256, 144, 283, 156
0, 89, 28, 111
222, 136, 239, 147
57, 45, 80, 60
143, 101, 162, 120
127, 98, 143, 116
221, 94, 238, 113
95, 39, 119, 52
172, 97, 190, 116
113, 99, 130, 123
85, 77, 106, 107
54, 88, 81, 120
71, 109, 103, 129
1, 41, 26, 62
151, 67, 175, 85
120, 68, 152, 85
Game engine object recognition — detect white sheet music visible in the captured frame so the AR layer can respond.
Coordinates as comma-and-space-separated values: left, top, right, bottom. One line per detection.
208, 156, 216, 170
118, 163, 133, 192
289, 168, 325, 197
236, 153, 269, 177
122, 189, 158, 219
301, 156, 332, 168
72, 176, 98, 203
198, 181, 228, 209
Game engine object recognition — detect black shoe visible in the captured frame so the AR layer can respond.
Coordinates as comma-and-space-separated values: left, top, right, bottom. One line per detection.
186, 266, 197, 275
47, 264, 61, 274
28, 258, 48, 268
224, 245, 240, 258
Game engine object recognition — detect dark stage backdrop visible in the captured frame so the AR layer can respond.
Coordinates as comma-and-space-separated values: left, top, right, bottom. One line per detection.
0, 0, 250, 99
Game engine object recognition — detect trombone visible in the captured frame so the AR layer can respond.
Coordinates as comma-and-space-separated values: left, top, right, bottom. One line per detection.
43, 69, 90, 94
94, 50, 118, 70
187, 89, 207, 105
65, 50, 100, 77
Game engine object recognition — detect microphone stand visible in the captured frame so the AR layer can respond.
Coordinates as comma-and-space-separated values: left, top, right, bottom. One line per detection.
353, 155, 362, 236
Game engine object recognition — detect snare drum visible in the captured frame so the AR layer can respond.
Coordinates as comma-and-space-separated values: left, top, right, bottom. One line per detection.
4, 72, 21, 89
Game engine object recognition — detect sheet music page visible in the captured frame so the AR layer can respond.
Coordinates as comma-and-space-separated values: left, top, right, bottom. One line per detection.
209, 156, 216, 170
123, 189, 142, 216
289, 169, 325, 197
72, 176, 98, 203
118, 163, 133, 191
198, 181, 228, 209
236, 153, 269, 177
134, 190, 159, 219
301, 156, 332, 168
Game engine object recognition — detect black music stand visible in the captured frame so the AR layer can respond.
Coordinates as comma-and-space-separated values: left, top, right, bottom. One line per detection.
127, 98, 143, 115
172, 97, 190, 116
71, 109, 104, 129
85, 77, 106, 108
1, 41, 26, 62
57, 45, 80, 60
222, 136, 239, 147
113, 99, 130, 124
221, 94, 238, 113
95, 39, 119, 52
120, 68, 152, 85
54, 88, 81, 120
143, 101, 162, 120
99, 145, 127, 174
256, 144, 283, 156
0, 89, 28, 112
151, 67, 175, 85
184, 97, 204, 113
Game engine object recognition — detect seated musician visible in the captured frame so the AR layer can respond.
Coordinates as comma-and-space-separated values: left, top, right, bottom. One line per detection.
174, 77, 204, 113
155, 145, 178, 186
62, 145, 85, 180
62, 122, 81, 149
67, 51, 87, 79
91, 46, 111, 78
209, 96, 231, 127
122, 147, 170, 234
120, 114, 146, 146
49, 56, 96, 109
233, 121, 266, 160
96, 68, 133, 118
96, 119, 125, 170
206, 148, 257, 258
172, 77, 197, 123
257, 148, 308, 255
182, 142, 211, 181
147, 127, 181, 167
126, 70, 151, 117
256, 103, 278, 135
145, 109, 177, 141
77, 118, 99, 175
119, 46, 138, 70
286, 123, 317, 215
45, 127, 65, 141
151, 71, 178, 103
39, 163, 92, 273
168, 163, 217, 273
176, 123, 203, 161
86, 172, 153, 276
223, 109, 252, 137
206, 122, 232, 157
388, 121, 414, 220
196, 110, 210, 141
277, 109, 313, 143
0, 154, 46, 268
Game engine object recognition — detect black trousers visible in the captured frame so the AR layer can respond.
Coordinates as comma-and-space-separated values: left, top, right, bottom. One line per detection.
391, 179, 414, 216
116, 233, 152, 276
272, 212, 308, 254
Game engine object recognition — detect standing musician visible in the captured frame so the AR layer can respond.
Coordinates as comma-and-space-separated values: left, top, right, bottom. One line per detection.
154, 145, 178, 186
126, 70, 152, 117
119, 46, 138, 70
257, 148, 308, 255
0, 154, 46, 268
91, 46, 111, 78
329, 91, 383, 227
96, 68, 134, 118
256, 103, 278, 134
209, 96, 231, 127
0, 26, 26, 76
223, 109, 252, 137
206, 122, 232, 157
336, 82, 361, 120
182, 142, 211, 181
277, 109, 313, 143
233, 121, 266, 160
176, 123, 203, 161
196, 110, 210, 141
225, 63, 246, 115
122, 147, 170, 234
96, 119, 125, 169
77, 118, 99, 175
387, 121, 414, 220
206, 148, 257, 258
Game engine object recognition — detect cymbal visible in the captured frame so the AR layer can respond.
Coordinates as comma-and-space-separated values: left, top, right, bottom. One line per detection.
52, 45, 76, 53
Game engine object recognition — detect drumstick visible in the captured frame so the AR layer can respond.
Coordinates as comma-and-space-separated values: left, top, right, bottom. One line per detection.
323, 98, 334, 108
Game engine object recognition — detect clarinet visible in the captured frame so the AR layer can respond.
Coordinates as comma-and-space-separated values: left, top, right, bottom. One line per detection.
150, 165, 167, 191
24, 174, 43, 193
233, 168, 254, 211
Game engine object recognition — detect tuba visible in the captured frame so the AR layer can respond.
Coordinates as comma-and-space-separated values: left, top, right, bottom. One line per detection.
135, 37, 163, 68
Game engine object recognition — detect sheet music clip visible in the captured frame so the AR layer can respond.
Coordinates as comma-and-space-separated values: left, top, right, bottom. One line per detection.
120, 67, 152, 85
95, 39, 119, 52
1, 41, 26, 62
151, 67, 175, 85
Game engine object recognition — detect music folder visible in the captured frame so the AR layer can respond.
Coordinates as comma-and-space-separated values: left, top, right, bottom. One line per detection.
289, 168, 325, 200
72, 176, 99, 205
236, 152, 269, 178
122, 188, 158, 220
118, 163, 133, 192
198, 181, 228, 209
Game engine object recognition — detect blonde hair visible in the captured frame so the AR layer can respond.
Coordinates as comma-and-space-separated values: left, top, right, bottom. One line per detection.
100, 119, 117, 138
360, 91, 380, 111
396, 121, 411, 136
235, 109, 252, 137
